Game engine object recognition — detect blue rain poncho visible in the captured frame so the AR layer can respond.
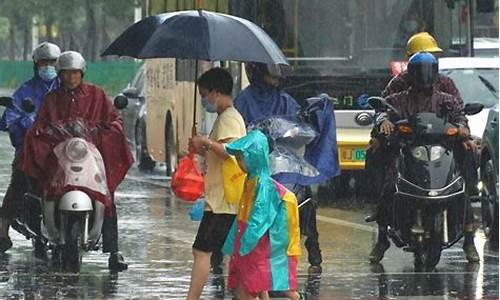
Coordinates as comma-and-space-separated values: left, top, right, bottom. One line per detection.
0, 73, 60, 152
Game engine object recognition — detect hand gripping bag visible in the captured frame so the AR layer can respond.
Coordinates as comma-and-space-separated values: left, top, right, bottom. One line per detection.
171, 150, 204, 201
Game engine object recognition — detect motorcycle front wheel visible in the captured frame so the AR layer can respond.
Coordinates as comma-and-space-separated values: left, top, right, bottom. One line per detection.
62, 216, 83, 273
414, 215, 443, 272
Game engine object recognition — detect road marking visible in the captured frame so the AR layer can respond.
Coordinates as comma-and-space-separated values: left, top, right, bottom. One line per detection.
316, 214, 376, 232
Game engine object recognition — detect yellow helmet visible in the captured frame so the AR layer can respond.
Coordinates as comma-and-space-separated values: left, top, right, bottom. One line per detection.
406, 32, 443, 56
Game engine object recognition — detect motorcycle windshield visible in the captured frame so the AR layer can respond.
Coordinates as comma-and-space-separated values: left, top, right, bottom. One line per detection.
409, 112, 455, 143
47, 120, 110, 197
401, 145, 458, 189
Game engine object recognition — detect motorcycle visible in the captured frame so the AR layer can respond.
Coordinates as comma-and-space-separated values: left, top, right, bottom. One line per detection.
0, 96, 106, 273
368, 96, 483, 271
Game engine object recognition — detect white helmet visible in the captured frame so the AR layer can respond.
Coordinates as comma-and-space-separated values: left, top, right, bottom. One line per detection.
32, 42, 61, 62
56, 51, 86, 73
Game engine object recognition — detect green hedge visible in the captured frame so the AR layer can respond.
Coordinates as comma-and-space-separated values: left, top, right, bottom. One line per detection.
0, 61, 142, 96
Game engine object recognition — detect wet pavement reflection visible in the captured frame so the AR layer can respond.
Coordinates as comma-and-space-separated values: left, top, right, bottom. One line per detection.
0, 133, 498, 299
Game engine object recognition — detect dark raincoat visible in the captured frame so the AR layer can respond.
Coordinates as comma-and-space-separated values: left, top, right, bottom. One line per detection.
382, 71, 463, 105
382, 88, 467, 126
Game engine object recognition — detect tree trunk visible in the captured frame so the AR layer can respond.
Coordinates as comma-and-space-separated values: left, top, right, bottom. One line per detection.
8, 17, 17, 60
86, 0, 98, 61
100, 9, 110, 61
23, 20, 31, 61
70, 35, 78, 52
46, 18, 54, 42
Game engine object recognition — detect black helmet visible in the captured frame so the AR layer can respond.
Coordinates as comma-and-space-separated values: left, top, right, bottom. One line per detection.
407, 51, 438, 90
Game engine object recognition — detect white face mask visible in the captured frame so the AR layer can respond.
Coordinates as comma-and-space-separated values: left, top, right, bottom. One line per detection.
202, 96, 218, 113
38, 65, 57, 81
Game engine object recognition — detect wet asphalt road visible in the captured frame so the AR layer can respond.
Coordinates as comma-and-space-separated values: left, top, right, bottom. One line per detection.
0, 130, 498, 299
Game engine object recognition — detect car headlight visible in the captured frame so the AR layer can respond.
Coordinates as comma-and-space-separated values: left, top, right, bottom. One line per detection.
66, 139, 89, 162
430, 146, 446, 161
411, 146, 428, 161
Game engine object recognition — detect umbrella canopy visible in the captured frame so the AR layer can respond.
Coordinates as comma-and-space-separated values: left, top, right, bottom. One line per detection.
101, 10, 288, 66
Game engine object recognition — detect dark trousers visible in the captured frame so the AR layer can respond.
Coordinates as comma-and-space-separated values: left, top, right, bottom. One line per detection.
0, 155, 28, 220
300, 198, 322, 266
289, 184, 322, 266
102, 203, 120, 253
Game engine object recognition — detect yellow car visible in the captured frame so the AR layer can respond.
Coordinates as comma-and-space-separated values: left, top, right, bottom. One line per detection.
335, 110, 374, 170
313, 108, 374, 200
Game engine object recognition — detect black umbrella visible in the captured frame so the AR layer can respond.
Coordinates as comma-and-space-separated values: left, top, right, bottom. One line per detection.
102, 10, 288, 129
102, 10, 288, 65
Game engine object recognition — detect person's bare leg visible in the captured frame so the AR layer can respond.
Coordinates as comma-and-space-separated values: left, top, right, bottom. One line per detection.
186, 249, 212, 300
283, 291, 300, 300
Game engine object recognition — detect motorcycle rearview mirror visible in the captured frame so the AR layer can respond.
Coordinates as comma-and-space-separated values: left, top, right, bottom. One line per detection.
113, 95, 129, 110
368, 96, 403, 117
367, 97, 386, 111
123, 87, 139, 98
463, 103, 484, 116
0, 96, 15, 109
21, 98, 35, 113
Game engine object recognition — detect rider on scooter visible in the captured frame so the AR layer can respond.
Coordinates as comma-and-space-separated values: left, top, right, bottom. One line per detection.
18, 51, 134, 271
369, 52, 480, 264
0, 42, 61, 254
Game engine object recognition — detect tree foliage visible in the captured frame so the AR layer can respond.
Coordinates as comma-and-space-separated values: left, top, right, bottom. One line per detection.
0, 0, 140, 61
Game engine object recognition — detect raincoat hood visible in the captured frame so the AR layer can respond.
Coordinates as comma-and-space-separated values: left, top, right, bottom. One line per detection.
225, 130, 270, 179
234, 83, 299, 126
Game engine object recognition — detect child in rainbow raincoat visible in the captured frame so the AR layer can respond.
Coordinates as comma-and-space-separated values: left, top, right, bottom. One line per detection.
223, 130, 301, 300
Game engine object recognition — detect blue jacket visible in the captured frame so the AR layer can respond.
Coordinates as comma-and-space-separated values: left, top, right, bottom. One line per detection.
0, 75, 60, 152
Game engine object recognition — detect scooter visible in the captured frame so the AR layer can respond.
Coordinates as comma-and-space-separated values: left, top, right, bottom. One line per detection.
368, 96, 483, 271
0, 96, 106, 273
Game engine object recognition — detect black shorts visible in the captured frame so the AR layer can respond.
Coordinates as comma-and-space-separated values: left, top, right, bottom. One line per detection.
192, 211, 235, 253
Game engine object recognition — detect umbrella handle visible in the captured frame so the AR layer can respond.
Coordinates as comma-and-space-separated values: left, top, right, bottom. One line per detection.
192, 59, 199, 135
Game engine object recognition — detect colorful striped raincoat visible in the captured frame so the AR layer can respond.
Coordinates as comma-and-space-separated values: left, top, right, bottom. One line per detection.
222, 130, 301, 295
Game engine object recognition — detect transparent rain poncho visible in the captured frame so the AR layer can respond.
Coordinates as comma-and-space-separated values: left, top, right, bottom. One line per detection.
44, 119, 110, 197
248, 116, 319, 179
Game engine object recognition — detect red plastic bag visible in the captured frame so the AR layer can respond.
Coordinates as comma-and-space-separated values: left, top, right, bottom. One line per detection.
171, 150, 204, 202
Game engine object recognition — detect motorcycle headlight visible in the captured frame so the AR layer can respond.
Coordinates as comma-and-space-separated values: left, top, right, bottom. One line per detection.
411, 146, 428, 161
430, 146, 446, 161
66, 139, 89, 162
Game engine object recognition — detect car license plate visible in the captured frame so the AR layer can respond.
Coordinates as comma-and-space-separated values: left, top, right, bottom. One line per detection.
353, 148, 366, 161
342, 148, 366, 162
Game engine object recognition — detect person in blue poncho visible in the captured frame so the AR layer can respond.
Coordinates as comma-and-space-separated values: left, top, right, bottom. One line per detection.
229, 62, 336, 276
234, 63, 299, 126
0, 42, 61, 253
